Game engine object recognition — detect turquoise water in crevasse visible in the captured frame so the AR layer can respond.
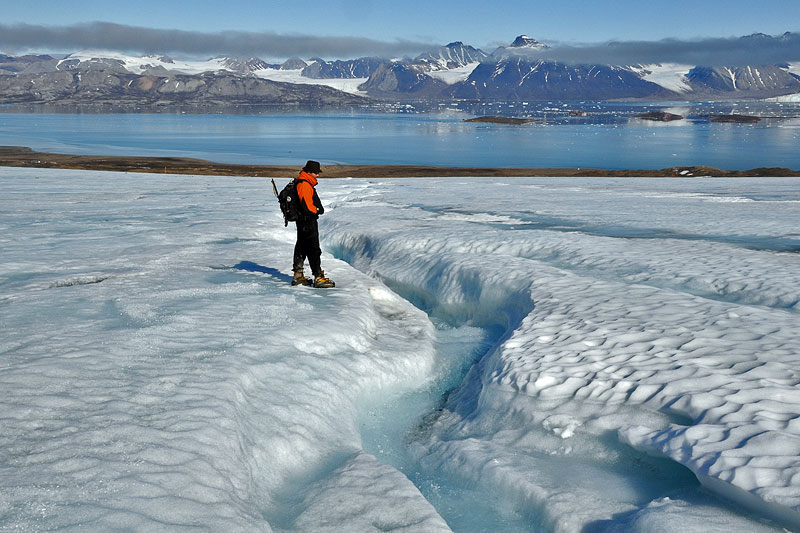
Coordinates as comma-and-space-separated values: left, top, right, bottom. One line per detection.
1, 101, 799, 170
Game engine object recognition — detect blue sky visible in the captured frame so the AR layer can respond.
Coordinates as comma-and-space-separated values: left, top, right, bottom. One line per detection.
1, 0, 798, 60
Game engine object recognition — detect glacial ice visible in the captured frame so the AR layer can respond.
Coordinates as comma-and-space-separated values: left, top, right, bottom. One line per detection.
1, 168, 798, 531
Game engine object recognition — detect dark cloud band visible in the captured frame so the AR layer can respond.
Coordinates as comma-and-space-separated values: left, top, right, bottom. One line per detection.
1, 22, 798, 66
0, 21, 435, 59
509, 33, 800, 66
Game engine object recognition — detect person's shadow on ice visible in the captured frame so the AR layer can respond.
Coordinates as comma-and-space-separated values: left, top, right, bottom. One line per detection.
233, 261, 292, 283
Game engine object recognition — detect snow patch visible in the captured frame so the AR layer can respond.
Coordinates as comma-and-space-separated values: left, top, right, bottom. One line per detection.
428, 62, 481, 85
629, 63, 694, 93
62, 50, 227, 75
250, 68, 368, 94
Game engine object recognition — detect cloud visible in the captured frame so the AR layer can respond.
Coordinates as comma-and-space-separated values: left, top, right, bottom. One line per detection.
2, 22, 798, 66
503, 33, 800, 66
0, 21, 436, 59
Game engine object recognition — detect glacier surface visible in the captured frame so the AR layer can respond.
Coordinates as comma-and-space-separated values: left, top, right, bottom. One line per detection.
1, 169, 799, 532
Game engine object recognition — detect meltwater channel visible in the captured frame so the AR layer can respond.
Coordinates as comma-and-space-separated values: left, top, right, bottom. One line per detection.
329, 228, 701, 532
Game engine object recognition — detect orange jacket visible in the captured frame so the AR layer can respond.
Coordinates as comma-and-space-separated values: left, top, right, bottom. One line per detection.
296, 171, 319, 215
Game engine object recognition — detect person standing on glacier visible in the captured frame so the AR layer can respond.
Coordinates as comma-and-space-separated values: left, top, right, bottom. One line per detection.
291, 160, 335, 288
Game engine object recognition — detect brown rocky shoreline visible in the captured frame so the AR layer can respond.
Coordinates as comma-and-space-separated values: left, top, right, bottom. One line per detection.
1, 146, 798, 178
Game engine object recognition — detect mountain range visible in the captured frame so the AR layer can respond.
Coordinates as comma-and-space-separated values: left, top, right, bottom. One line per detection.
1, 33, 799, 108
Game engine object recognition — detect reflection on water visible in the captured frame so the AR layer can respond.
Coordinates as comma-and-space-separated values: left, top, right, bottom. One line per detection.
0, 101, 798, 170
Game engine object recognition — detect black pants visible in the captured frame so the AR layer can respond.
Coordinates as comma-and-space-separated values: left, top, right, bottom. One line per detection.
293, 217, 321, 276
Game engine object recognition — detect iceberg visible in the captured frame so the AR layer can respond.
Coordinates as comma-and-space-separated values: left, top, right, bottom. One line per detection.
1, 168, 798, 531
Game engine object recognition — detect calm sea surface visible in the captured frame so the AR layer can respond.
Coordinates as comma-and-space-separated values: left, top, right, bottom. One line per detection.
1, 102, 799, 169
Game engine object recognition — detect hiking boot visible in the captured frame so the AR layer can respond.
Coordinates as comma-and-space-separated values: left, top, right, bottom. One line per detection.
292, 270, 312, 286
313, 270, 335, 288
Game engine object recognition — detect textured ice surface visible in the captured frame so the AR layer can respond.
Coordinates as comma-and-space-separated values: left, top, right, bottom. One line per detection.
0, 169, 441, 531
1, 169, 798, 531
324, 176, 800, 531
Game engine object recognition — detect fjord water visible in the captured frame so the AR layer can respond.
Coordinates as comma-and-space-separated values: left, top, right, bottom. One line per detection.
1, 101, 800, 169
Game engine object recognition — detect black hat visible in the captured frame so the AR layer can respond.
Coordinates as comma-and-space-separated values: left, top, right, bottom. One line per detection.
302, 160, 322, 174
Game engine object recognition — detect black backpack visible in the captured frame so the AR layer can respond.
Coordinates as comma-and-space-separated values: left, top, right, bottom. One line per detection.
273, 178, 302, 226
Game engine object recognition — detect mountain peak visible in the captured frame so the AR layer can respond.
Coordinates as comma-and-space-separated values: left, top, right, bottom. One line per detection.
509, 35, 549, 49
413, 42, 487, 71
219, 57, 272, 73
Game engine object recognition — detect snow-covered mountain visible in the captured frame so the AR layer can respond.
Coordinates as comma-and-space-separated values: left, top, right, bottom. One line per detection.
687, 65, 800, 97
354, 42, 488, 95
625, 62, 800, 97
447, 57, 676, 101
414, 41, 487, 71
357, 61, 448, 97
279, 57, 308, 70
56, 51, 230, 75
301, 57, 385, 79
489, 34, 551, 58
358, 33, 800, 101
219, 57, 278, 74
438, 34, 800, 101
0, 50, 373, 100
3, 32, 800, 105
509, 34, 549, 49
0, 50, 368, 107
